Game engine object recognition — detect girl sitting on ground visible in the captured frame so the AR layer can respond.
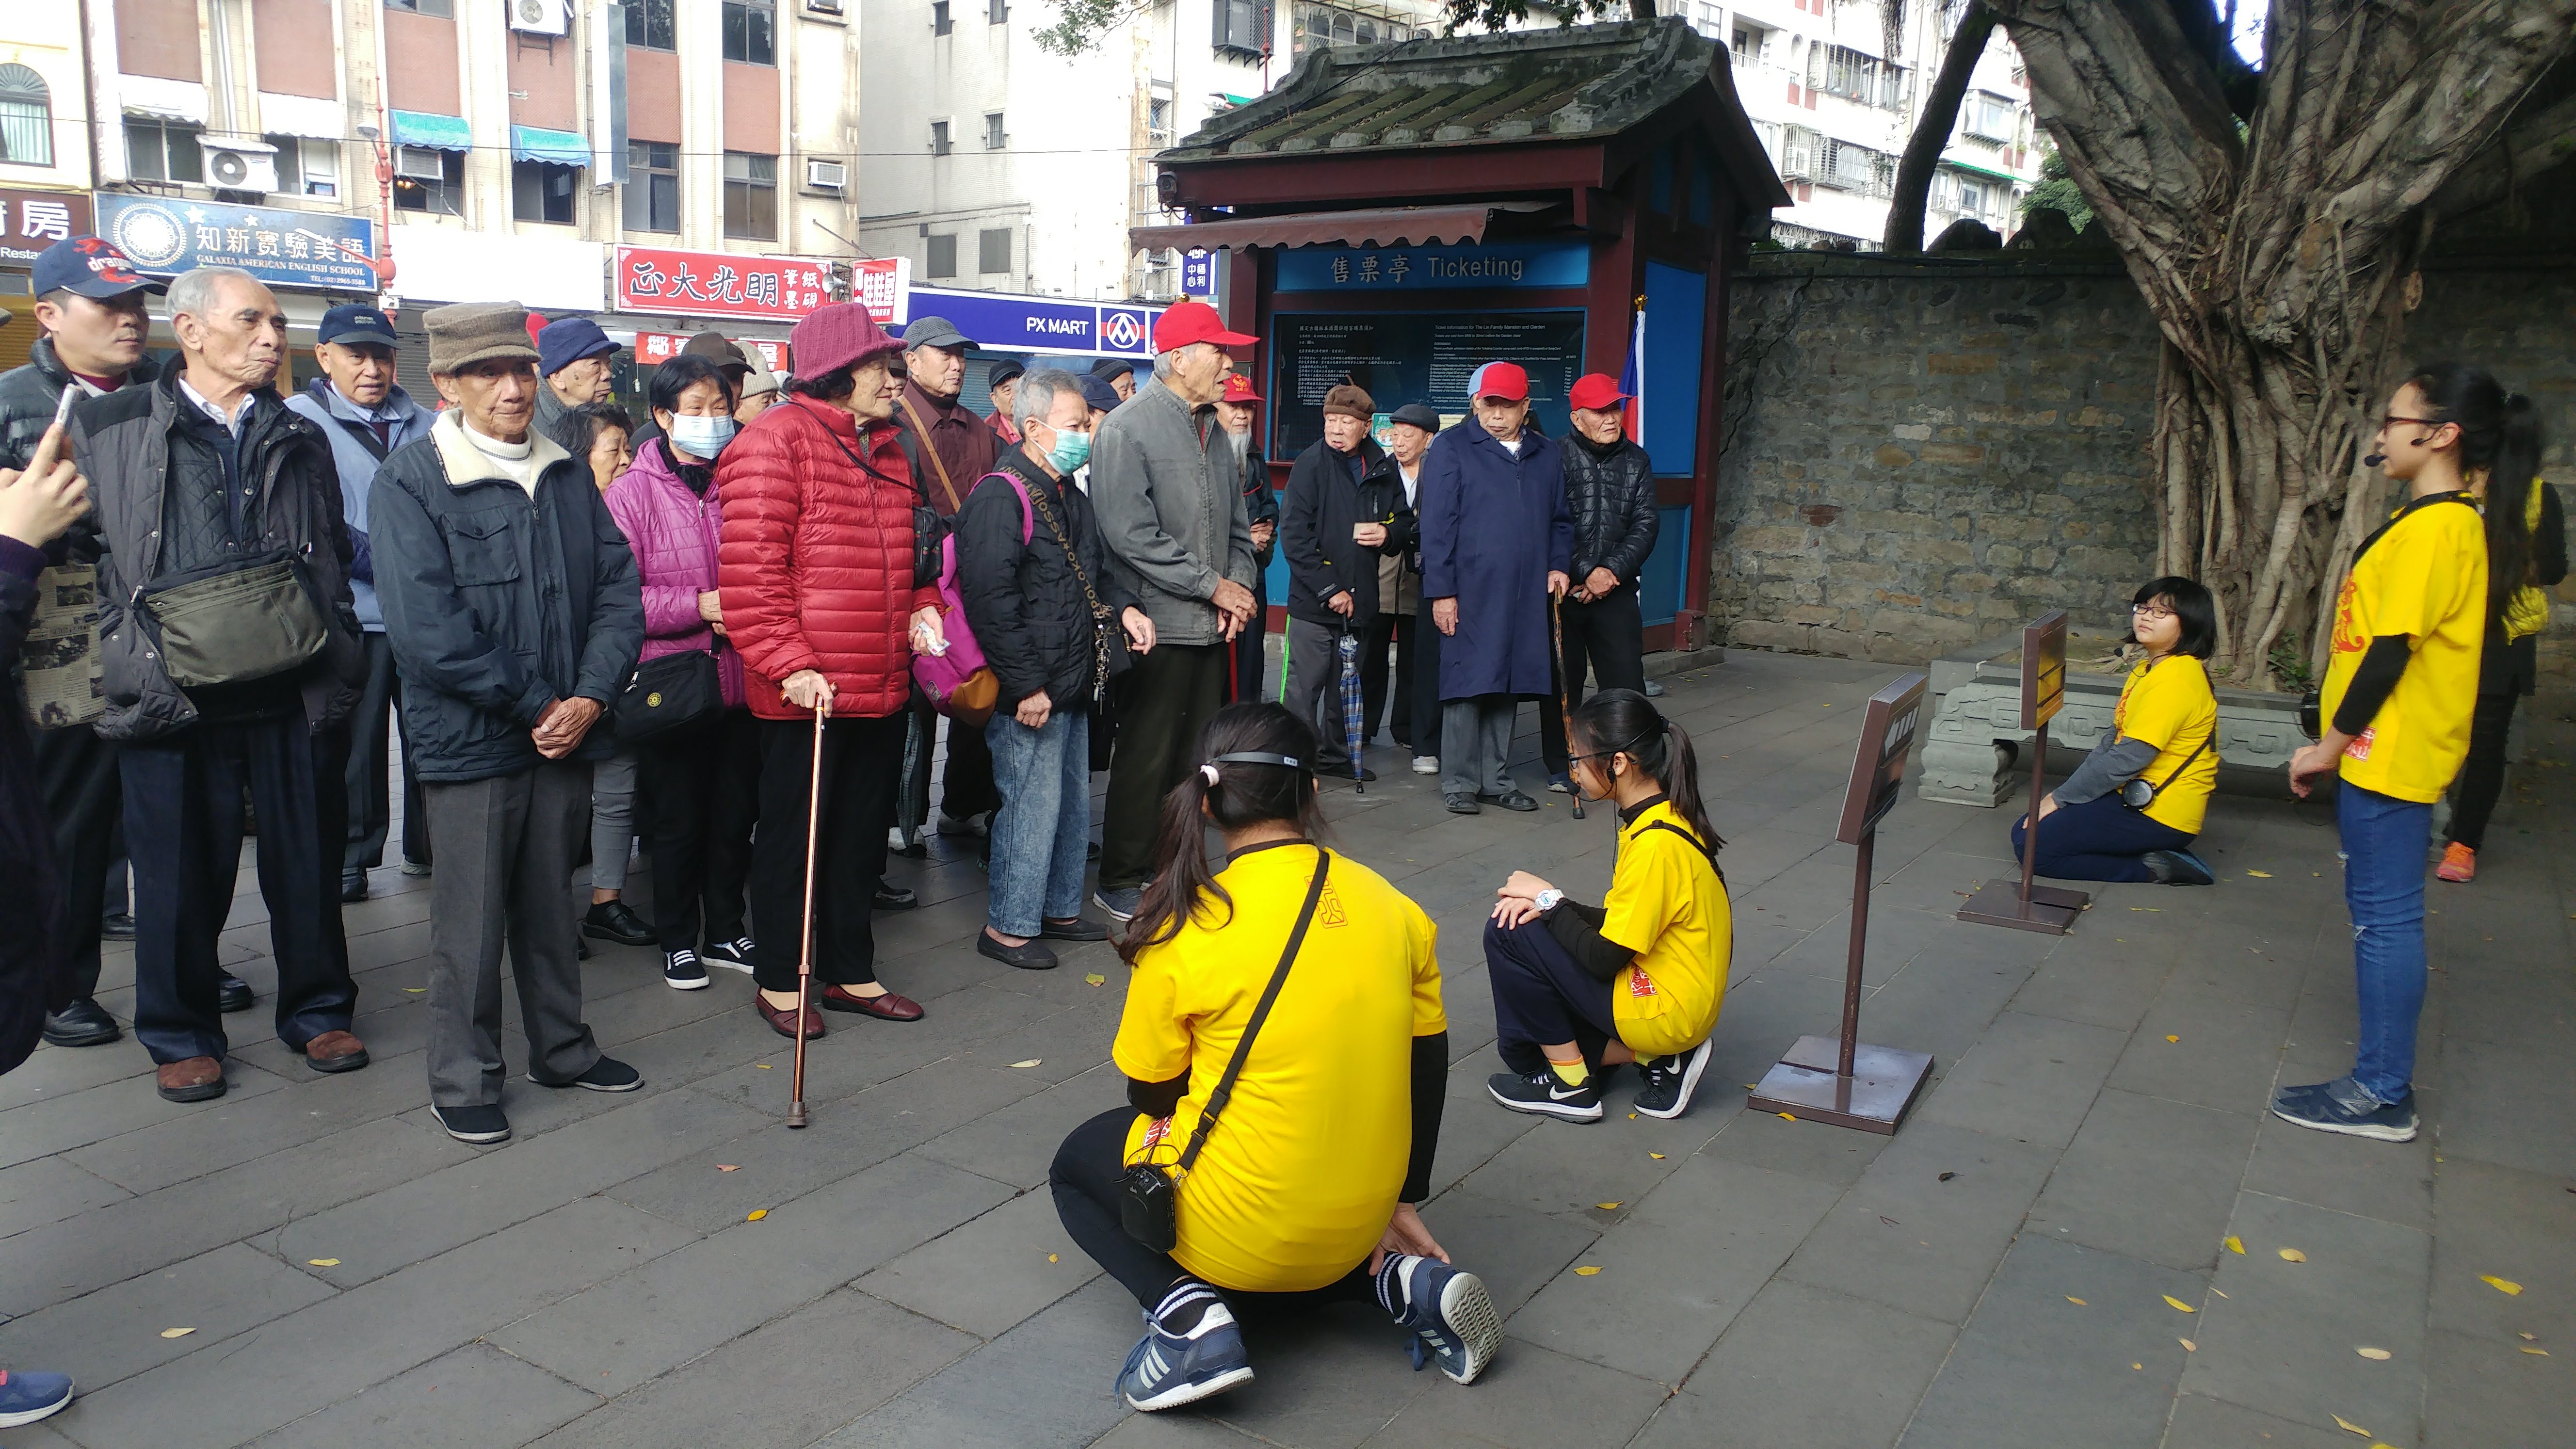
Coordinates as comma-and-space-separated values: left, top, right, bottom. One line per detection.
1483, 688, 1732, 1123
1050, 702, 1502, 1413
2014, 577, 2221, 886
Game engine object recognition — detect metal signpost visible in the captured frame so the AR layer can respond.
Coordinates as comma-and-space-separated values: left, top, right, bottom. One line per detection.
1957, 611, 2090, 934
1744, 673, 1935, 1135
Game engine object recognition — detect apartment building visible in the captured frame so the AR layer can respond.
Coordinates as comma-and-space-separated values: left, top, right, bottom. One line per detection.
1, 7, 97, 312
856, 0, 1450, 303
1679, 0, 2040, 247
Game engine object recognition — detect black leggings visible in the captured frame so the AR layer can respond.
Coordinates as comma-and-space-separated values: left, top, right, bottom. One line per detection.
2446, 690, 2520, 852
1050, 1108, 1376, 1314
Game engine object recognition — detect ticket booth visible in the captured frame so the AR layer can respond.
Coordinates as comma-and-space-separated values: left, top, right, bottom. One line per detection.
1139, 17, 1787, 651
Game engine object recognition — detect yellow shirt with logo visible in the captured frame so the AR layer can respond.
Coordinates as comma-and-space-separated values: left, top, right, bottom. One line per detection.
1601, 801, 1733, 1057
2112, 655, 2220, 835
1113, 843, 1445, 1294
2320, 494, 2488, 804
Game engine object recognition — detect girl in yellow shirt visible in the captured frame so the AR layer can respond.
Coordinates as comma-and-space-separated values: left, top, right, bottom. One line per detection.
2013, 577, 2221, 886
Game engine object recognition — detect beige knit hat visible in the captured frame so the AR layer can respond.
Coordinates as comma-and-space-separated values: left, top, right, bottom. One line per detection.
424, 301, 540, 375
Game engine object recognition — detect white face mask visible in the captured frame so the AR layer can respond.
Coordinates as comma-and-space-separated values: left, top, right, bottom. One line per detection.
668, 413, 738, 459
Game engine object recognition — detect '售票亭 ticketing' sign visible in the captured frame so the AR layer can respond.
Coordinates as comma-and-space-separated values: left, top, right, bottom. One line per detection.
96, 196, 377, 291
900, 285, 1164, 358
1273, 242, 1589, 293
614, 245, 834, 322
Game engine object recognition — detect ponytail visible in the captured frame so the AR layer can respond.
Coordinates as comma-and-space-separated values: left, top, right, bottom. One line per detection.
2404, 362, 2548, 617
1658, 717, 1725, 872
1118, 702, 1328, 964
1568, 688, 1725, 869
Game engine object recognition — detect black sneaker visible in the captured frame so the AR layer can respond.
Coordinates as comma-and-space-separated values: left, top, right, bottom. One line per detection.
1039, 916, 1111, 942
41, 998, 122, 1048
434, 1103, 512, 1144
2270, 1078, 2417, 1142
101, 911, 137, 941
873, 884, 918, 911
977, 931, 1059, 971
217, 974, 253, 1013
1487, 1067, 1603, 1122
540, 1057, 644, 1093
2142, 849, 2216, 886
583, 900, 654, 946
702, 937, 757, 973
1444, 794, 1482, 815
1095, 886, 1143, 923
1633, 1038, 1714, 1120
340, 869, 369, 902
664, 949, 710, 991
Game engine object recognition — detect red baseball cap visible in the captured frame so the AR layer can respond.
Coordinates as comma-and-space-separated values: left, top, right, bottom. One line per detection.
1468, 361, 1530, 402
1568, 373, 1629, 412
1152, 300, 1257, 353
1220, 372, 1262, 403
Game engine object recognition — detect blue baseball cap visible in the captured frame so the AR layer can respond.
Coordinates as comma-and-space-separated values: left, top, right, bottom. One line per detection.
318, 304, 398, 349
536, 316, 619, 377
1077, 373, 1123, 414
31, 236, 165, 300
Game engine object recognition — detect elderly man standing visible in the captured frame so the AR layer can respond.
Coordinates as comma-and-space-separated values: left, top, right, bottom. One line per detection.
1538, 373, 1658, 789
285, 305, 437, 902
370, 302, 646, 1144
985, 358, 1026, 446
1279, 382, 1401, 776
1418, 362, 1570, 815
72, 265, 373, 1101
1215, 372, 1273, 703
1088, 302, 1260, 920
533, 316, 620, 454
892, 315, 1002, 847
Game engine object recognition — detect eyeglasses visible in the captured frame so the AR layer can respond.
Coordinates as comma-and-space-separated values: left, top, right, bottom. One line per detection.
2378, 415, 2444, 432
2131, 603, 2175, 622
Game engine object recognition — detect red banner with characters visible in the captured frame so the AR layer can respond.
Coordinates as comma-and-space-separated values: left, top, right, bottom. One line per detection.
614, 246, 831, 321
635, 331, 789, 375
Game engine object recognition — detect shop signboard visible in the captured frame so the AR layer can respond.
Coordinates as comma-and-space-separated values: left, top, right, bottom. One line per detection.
1273, 242, 1589, 293
900, 285, 1164, 359
635, 329, 787, 375
0, 189, 91, 267
95, 196, 377, 291
614, 245, 833, 322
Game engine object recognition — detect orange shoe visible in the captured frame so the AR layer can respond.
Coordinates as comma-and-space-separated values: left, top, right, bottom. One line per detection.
2435, 842, 2476, 883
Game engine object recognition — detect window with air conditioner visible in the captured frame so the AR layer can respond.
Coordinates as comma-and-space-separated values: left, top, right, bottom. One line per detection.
722, 0, 775, 65
508, 0, 569, 36
930, 119, 951, 156
625, 140, 679, 232
984, 113, 1006, 149
805, 0, 843, 12
124, 117, 203, 183
1212, 0, 1270, 58
1962, 91, 2014, 142
805, 158, 847, 191
0, 64, 55, 167
393, 148, 464, 213
514, 161, 578, 223
723, 152, 776, 239
989, 0, 1007, 22
977, 227, 1011, 275
926, 233, 956, 278
264, 134, 340, 197
625, 0, 676, 51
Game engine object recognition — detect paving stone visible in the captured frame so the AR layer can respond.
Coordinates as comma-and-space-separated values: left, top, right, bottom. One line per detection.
1409, 1189, 1599, 1321
2160, 1390, 2357, 1449
0, 1036, 159, 1110
1360, 1336, 1668, 1449
244, 1343, 599, 1449
2105, 989, 2293, 1116
2006, 940, 2175, 1032
810, 1278, 1143, 1449
1701, 1102, 1891, 1189
858, 1185, 1101, 1338
2420, 1324, 2573, 1449
2425, 1036, 2576, 1181
0, 1057, 291, 1173
915, 1063, 1129, 1191
1190, 1301, 1439, 1448
1777, 1122, 2059, 1325
1509, 1154, 1841, 1385
495, 1152, 1011, 1394
63, 1197, 700, 1449
2026, 1088, 2260, 1272
528, 1289, 973, 1449
1448, 1091, 1717, 1227
1897, 1236, 2204, 1449
1671, 1278, 1955, 1449
1852, 938, 2034, 1072
2238, 1102, 2438, 1230
2425, 1157, 2576, 1349
1912, 1010, 2125, 1151
63, 1046, 435, 1193
0, 1155, 131, 1240
275, 1087, 772, 1288
1086, 1413, 1274, 1447
0, 1242, 337, 1392
2183, 1190, 2430, 1445
1421, 1046, 1542, 1198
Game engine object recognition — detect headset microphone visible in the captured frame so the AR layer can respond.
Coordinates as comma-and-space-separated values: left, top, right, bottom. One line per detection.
2363, 451, 2387, 467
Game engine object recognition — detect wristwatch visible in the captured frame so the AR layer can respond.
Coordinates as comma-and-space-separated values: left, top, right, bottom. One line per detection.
1533, 888, 1564, 914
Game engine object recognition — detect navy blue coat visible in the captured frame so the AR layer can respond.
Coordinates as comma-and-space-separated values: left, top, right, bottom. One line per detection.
1417, 416, 1572, 700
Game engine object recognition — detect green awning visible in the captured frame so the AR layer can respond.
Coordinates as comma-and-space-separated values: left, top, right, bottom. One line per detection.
511, 124, 589, 167
390, 110, 472, 152
1943, 158, 2021, 185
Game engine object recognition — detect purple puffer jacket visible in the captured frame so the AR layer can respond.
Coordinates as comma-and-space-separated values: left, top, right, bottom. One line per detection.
605, 438, 746, 708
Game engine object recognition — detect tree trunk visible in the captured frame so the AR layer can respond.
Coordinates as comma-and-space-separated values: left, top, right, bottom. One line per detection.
1885, 2, 1997, 254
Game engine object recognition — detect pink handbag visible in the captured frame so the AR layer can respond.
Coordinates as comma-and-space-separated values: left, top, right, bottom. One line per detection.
914, 471, 1030, 725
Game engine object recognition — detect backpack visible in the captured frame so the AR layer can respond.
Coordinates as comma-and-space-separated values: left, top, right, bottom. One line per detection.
915, 470, 1032, 726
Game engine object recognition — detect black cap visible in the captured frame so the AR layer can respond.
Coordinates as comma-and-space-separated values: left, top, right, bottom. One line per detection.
31, 236, 164, 299
1388, 403, 1441, 433
1090, 357, 1135, 380
318, 305, 399, 348
986, 357, 1027, 387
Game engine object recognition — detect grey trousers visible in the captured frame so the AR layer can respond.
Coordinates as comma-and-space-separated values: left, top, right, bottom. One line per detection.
1441, 694, 1517, 798
588, 749, 638, 892
423, 760, 603, 1108
1281, 615, 1362, 762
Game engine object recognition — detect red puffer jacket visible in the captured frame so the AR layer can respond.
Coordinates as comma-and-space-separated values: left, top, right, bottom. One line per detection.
717, 398, 936, 720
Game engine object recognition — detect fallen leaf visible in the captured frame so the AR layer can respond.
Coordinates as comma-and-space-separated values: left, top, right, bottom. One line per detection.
1596, 1202, 1622, 1210
2331, 1415, 2370, 1437
2066, 1296, 2087, 1306
1743, 1083, 1758, 1090
718, 1164, 740, 1172
1084, 973, 1106, 986
2521, 1347, 2549, 1356
2131, 1363, 2142, 1370
404, 987, 425, 993
746, 1209, 769, 1221
160, 1327, 195, 1339
756, 1063, 772, 1069
2224, 1236, 2245, 1255
1649, 1152, 1667, 1160
1009, 1059, 1042, 1069
2519, 1332, 2538, 1341
1047, 1253, 1060, 1263
2356, 1347, 2391, 1360
1573, 1265, 1602, 1276
1628, 1112, 1637, 1119
2166, 1034, 2180, 1043
1777, 1111, 1796, 1121
2482, 1274, 2523, 1295
2246, 869, 2273, 878
1938, 1171, 1956, 1181
2179, 1337, 2197, 1351
2280, 1248, 2307, 1262
2211, 1288, 2229, 1299
307, 1258, 340, 1267
2163, 1295, 2197, 1313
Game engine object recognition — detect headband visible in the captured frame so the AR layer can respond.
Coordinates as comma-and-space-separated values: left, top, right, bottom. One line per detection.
1200, 751, 1305, 786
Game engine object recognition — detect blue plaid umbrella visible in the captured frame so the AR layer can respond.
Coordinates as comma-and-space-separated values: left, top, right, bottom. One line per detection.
1338, 627, 1366, 794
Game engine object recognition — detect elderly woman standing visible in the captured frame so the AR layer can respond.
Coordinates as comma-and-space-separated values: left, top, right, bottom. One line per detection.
718, 304, 942, 1038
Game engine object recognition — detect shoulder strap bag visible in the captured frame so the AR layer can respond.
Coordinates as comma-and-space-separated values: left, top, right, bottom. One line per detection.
2120, 732, 2213, 811
1119, 848, 1331, 1254
1634, 819, 1727, 887
896, 391, 967, 515
1022, 473, 1133, 702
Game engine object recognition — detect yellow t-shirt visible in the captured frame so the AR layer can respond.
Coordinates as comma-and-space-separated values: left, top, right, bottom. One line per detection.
1112, 843, 1445, 1294
2319, 493, 2488, 804
2112, 655, 2219, 835
1601, 801, 1733, 1058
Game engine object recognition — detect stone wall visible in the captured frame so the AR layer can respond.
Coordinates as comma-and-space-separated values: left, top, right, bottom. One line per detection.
1708, 249, 2576, 671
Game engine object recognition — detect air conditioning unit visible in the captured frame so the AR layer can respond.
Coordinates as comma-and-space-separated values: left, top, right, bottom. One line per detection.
1781, 147, 1812, 179
199, 137, 280, 193
396, 146, 449, 180
509, 0, 570, 37
805, 159, 848, 192
805, 0, 844, 13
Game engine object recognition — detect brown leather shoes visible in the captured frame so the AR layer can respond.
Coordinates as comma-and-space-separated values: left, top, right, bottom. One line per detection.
156, 1056, 226, 1103
821, 984, 924, 1022
755, 995, 825, 1040
303, 1030, 371, 1074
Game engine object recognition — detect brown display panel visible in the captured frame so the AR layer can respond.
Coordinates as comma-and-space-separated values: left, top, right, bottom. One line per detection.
1959, 611, 2089, 935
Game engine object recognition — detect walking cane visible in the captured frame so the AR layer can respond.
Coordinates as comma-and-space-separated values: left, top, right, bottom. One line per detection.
787, 699, 827, 1129
1551, 592, 1584, 821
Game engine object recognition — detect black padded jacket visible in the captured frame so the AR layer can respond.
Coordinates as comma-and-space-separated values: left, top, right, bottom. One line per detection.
1562, 433, 1659, 585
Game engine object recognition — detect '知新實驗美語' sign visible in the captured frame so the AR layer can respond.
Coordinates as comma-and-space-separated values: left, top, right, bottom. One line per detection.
1273, 242, 1589, 293
95, 197, 377, 291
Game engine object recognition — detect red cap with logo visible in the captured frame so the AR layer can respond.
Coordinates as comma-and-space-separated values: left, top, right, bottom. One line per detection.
1468, 361, 1530, 402
1151, 300, 1258, 353
1568, 373, 1630, 412
1219, 373, 1262, 403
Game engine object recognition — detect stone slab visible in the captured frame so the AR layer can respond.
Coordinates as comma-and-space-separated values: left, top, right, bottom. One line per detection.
1671, 1277, 1957, 1449
243, 1343, 599, 1449
0, 1242, 337, 1392
856, 1186, 1100, 1339
2026, 1088, 2261, 1272
1777, 1122, 2059, 1325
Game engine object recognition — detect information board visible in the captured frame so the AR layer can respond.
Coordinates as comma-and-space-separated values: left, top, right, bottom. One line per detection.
1266, 310, 1585, 459
2022, 611, 2068, 730
1835, 673, 1927, 845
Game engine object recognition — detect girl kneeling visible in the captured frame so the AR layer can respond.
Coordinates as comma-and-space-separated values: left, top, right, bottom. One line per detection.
2013, 578, 2220, 886
1050, 703, 1502, 1412
1484, 689, 1733, 1123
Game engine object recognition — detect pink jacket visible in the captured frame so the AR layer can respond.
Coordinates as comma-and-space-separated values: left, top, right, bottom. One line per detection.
605, 437, 746, 708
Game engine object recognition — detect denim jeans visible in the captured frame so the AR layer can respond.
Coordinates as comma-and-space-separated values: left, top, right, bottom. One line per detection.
986, 707, 1093, 938
2339, 780, 2433, 1103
